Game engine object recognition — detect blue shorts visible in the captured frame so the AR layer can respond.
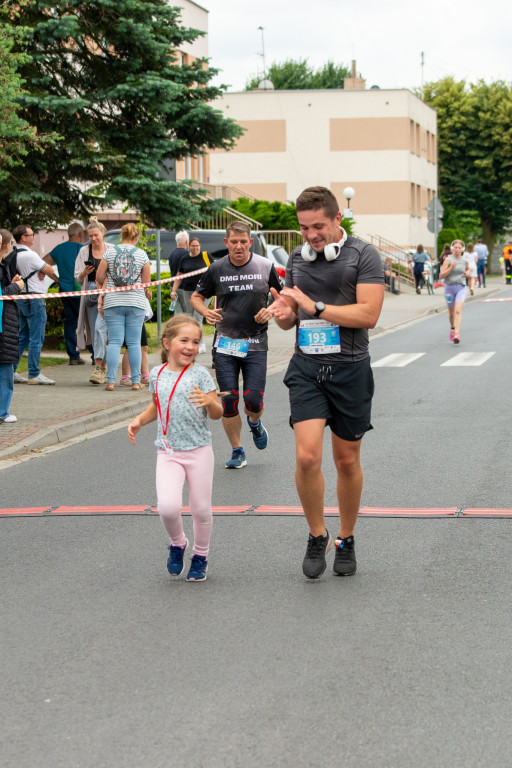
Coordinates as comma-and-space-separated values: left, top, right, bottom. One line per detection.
444, 284, 466, 305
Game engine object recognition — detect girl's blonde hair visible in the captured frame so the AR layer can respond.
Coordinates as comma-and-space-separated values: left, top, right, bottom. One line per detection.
160, 315, 203, 363
87, 216, 106, 234
121, 222, 140, 242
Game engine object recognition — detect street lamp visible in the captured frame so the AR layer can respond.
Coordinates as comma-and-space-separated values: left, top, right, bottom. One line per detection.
343, 186, 355, 219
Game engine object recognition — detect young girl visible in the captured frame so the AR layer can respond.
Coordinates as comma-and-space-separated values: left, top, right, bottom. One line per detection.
440, 239, 470, 344
128, 316, 222, 582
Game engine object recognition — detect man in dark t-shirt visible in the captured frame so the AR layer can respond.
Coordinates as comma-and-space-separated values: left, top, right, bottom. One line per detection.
168, 231, 189, 314
270, 186, 384, 580
191, 221, 281, 469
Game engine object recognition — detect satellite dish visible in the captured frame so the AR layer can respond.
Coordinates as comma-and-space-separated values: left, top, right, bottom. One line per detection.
257, 79, 274, 90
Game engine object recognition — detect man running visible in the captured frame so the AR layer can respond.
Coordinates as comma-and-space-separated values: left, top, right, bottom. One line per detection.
269, 187, 384, 579
191, 221, 282, 468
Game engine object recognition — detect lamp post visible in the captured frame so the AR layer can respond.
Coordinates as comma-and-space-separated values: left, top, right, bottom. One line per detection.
343, 186, 355, 219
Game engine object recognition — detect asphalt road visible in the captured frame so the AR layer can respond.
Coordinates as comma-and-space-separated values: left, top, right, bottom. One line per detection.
2, 291, 512, 767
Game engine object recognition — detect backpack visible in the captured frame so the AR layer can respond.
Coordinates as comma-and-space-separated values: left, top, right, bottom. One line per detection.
110, 245, 140, 287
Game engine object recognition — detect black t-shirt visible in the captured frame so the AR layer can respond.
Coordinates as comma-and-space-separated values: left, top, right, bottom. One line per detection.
195, 253, 282, 352
168, 247, 188, 277
177, 252, 210, 291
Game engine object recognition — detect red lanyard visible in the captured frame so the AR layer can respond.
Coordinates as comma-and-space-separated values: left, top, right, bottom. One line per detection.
155, 363, 191, 440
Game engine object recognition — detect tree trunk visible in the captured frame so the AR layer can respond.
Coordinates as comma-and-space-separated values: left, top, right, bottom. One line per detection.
480, 219, 496, 256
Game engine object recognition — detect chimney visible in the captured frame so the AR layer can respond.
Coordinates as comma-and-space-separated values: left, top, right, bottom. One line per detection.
344, 59, 366, 90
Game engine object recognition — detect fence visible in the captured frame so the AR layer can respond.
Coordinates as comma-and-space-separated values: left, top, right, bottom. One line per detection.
259, 230, 303, 253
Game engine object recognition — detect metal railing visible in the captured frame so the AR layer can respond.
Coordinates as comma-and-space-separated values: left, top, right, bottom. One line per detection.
369, 234, 415, 290
192, 206, 262, 231
259, 230, 303, 253
186, 181, 257, 202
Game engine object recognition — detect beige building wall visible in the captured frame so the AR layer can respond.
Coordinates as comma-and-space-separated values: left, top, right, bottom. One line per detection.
209, 88, 437, 248
175, 1, 209, 184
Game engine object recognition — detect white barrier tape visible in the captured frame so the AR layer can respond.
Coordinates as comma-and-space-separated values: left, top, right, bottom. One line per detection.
0, 266, 208, 301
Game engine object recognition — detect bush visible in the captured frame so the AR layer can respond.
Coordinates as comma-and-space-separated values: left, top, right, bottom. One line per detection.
148, 271, 174, 318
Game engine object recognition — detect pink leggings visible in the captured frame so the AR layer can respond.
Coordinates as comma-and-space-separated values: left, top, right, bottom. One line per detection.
155, 445, 214, 557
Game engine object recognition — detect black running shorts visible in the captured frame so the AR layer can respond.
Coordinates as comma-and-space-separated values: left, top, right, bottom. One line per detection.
283, 354, 374, 441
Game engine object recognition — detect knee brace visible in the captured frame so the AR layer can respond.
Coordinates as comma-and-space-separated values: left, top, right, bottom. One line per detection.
243, 388, 264, 414
222, 389, 240, 417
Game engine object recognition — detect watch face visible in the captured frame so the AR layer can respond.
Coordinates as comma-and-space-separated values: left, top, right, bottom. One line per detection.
315, 302, 326, 313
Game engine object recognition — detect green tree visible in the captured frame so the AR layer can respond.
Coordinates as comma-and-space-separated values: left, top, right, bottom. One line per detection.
437, 204, 481, 253
246, 59, 351, 91
1, 0, 243, 229
0, 1, 51, 182
423, 77, 512, 253
229, 197, 354, 235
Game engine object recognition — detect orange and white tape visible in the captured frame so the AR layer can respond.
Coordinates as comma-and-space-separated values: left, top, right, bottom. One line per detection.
0, 266, 208, 301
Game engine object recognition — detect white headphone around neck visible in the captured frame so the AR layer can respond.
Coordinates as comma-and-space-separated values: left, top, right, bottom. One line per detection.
301, 227, 348, 262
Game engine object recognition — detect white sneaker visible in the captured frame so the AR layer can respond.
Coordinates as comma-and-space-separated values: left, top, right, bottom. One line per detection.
13, 372, 28, 383
1, 414, 17, 423
27, 373, 55, 385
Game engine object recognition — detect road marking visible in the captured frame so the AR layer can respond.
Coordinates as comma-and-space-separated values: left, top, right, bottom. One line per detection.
373, 352, 426, 368
483, 297, 512, 301
441, 352, 496, 367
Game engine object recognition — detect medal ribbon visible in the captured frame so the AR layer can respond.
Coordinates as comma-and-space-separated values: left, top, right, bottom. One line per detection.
155, 363, 191, 445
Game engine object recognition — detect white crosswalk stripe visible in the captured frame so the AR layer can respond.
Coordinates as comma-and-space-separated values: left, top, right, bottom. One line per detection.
441, 352, 496, 367
373, 353, 426, 368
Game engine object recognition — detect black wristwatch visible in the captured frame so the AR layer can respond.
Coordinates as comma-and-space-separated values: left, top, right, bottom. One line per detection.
314, 301, 326, 317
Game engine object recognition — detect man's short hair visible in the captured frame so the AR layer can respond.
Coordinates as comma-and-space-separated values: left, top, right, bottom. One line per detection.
175, 230, 189, 247
226, 221, 251, 239
296, 187, 340, 219
67, 221, 84, 238
12, 224, 31, 243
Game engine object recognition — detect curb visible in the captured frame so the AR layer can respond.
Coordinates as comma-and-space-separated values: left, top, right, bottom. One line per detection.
0, 400, 143, 460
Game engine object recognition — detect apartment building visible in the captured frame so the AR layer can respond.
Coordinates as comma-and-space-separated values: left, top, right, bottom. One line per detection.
209, 85, 437, 249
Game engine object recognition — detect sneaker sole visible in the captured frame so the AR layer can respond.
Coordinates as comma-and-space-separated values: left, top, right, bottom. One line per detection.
303, 534, 333, 579
186, 565, 208, 582
167, 540, 189, 577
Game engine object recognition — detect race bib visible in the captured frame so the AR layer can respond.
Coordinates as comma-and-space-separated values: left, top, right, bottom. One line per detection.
298, 319, 341, 354
216, 335, 250, 358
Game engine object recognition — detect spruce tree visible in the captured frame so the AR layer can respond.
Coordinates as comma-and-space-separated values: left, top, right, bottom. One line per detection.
2, 0, 243, 228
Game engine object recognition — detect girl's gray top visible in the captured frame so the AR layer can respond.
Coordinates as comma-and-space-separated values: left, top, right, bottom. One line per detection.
444, 255, 468, 285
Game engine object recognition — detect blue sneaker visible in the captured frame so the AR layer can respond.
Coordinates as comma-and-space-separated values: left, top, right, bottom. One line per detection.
225, 447, 247, 469
186, 554, 208, 582
167, 539, 189, 576
247, 417, 268, 450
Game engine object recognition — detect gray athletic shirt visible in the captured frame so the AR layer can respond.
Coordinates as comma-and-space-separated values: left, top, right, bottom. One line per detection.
286, 236, 384, 363
444, 255, 468, 285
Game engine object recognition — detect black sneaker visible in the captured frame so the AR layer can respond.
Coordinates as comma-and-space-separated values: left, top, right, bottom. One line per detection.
333, 536, 357, 576
302, 531, 332, 579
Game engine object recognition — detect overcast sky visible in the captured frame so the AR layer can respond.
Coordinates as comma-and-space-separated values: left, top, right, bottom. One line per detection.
204, 0, 511, 92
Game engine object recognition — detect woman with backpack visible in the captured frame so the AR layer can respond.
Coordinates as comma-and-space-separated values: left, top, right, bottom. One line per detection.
96, 223, 151, 391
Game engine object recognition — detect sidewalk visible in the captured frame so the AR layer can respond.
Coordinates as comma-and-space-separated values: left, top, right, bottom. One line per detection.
0, 277, 504, 460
